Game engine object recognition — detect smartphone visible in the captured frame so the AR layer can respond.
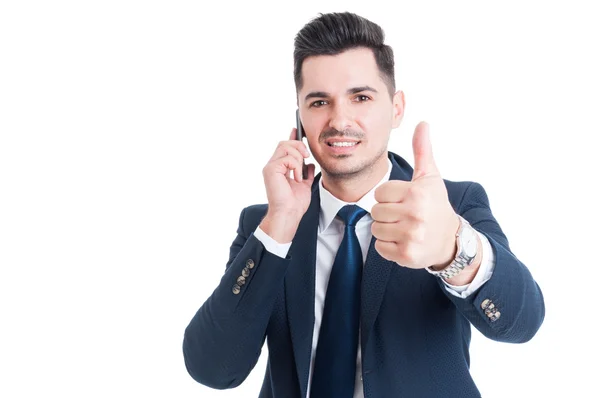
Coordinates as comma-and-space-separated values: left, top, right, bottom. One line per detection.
296, 109, 308, 180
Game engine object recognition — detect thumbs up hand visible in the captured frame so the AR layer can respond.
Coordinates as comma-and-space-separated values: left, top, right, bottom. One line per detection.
371, 122, 460, 270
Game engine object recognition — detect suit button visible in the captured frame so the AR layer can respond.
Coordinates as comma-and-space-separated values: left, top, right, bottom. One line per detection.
246, 259, 255, 269
232, 284, 241, 295
490, 311, 501, 322
237, 276, 246, 285
481, 299, 491, 310
242, 267, 250, 278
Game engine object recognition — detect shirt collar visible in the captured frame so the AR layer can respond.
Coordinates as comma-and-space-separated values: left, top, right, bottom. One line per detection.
318, 158, 393, 233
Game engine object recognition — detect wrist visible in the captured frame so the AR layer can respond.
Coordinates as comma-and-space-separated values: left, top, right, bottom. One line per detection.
430, 215, 461, 271
427, 215, 479, 280
444, 238, 483, 285
259, 211, 302, 243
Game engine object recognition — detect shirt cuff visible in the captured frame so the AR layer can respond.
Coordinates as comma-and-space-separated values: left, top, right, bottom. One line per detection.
253, 226, 292, 259
441, 231, 495, 298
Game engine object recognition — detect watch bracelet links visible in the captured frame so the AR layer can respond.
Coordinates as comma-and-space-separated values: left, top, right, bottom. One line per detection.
438, 255, 469, 279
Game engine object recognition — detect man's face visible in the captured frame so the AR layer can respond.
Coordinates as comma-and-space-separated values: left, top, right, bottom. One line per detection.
297, 47, 404, 180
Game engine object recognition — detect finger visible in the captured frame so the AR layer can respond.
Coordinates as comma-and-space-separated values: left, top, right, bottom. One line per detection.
371, 220, 403, 242
373, 204, 426, 228
288, 140, 311, 158
412, 121, 439, 180
276, 140, 310, 159
288, 128, 310, 157
373, 220, 422, 243
374, 180, 411, 203
371, 202, 405, 223
294, 162, 303, 183
272, 144, 306, 166
270, 154, 303, 182
284, 155, 303, 183
374, 239, 398, 262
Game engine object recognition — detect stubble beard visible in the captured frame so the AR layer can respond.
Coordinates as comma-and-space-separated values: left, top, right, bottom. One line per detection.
318, 145, 388, 183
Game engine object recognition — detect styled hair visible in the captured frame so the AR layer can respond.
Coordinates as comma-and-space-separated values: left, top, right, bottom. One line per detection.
293, 12, 396, 97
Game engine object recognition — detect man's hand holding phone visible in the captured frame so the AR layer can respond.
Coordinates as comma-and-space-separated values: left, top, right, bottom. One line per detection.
259, 128, 315, 243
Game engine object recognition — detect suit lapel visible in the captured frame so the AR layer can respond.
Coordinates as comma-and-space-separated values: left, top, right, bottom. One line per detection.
361, 153, 414, 350
360, 237, 393, 350
285, 152, 414, 395
285, 181, 320, 398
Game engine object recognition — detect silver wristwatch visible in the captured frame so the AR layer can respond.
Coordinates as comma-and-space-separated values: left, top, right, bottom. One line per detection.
427, 215, 478, 279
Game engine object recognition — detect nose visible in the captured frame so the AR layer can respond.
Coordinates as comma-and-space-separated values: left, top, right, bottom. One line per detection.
328, 102, 353, 132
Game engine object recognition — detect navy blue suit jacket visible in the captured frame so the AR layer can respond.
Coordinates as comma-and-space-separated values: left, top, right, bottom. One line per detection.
183, 151, 545, 397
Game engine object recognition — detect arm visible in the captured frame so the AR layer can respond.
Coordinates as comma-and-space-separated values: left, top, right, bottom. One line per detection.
438, 182, 545, 343
182, 207, 295, 389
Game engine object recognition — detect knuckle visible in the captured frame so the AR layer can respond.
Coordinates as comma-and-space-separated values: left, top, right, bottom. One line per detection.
285, 155, 298, 167
408, 226, 426, 244
371, 204, 381, 220
401, 243, 417, 264
374, 186, 383, 202
410, 207, 426, 223
375, 204, 390, 221
408, 185, 426, 201
385, 204, 398, 220
407, 185, 418, 197
375, 240, 390, 259
375, 183, 390, 201
371, 221, 379, 236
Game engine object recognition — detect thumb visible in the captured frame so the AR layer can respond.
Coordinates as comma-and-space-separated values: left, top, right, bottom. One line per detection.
412, 121, 439, 180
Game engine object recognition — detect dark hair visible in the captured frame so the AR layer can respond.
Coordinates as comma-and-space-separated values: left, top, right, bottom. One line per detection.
294, 12, 396, 97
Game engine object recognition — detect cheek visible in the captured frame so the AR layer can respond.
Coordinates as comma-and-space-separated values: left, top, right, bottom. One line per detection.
304, 114, 328, 138
359, 108, 392, 140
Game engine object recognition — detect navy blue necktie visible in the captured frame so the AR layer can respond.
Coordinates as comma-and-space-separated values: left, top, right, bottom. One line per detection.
311, 204, 368, 398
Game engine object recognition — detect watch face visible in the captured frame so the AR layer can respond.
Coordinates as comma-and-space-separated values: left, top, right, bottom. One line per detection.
462, 227, 478, 258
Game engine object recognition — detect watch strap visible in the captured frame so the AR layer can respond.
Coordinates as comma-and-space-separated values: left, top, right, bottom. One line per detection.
427, 215, 476, 279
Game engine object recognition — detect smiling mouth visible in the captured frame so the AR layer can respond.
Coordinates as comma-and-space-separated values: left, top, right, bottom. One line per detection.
326, 141, 360, 147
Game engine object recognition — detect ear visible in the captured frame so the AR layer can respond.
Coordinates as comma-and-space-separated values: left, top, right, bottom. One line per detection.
391, 90, 405, 129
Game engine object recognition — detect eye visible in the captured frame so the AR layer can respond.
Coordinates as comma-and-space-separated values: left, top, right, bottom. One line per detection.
310, 100, 328, 108
355, 95, 370, 102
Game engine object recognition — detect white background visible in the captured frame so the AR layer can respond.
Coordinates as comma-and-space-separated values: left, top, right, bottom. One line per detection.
1, 1, 598, 397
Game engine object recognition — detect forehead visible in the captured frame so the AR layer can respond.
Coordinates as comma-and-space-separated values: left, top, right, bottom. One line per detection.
300, 47, 385, 94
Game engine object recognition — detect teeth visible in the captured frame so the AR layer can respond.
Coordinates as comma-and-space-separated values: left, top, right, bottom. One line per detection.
330, 142, 358, 147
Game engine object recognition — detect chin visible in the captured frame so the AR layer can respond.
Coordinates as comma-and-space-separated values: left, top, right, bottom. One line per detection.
320, 161, 367, 179
318, 150, 388, 180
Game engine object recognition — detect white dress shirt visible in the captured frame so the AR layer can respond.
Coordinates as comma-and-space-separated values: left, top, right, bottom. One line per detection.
253, 159, 495, 398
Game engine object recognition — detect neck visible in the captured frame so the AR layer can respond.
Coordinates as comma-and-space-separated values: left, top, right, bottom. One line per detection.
321, 154, 389, 203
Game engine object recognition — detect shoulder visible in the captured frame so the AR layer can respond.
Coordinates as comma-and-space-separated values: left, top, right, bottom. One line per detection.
443, 179, 473, 200
442, 179, 490, 211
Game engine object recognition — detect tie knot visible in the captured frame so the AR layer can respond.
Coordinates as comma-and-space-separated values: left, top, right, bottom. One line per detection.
337, 204, 368, 228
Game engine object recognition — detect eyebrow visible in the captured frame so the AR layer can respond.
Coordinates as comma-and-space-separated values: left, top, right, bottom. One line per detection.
304, 86, 378, 101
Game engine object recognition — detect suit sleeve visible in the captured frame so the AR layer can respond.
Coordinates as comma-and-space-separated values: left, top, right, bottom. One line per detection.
182, 207, 292, 389
439, 182, 545, 343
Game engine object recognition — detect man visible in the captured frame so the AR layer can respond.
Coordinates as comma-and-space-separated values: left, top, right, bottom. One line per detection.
182, 12, 545, 398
